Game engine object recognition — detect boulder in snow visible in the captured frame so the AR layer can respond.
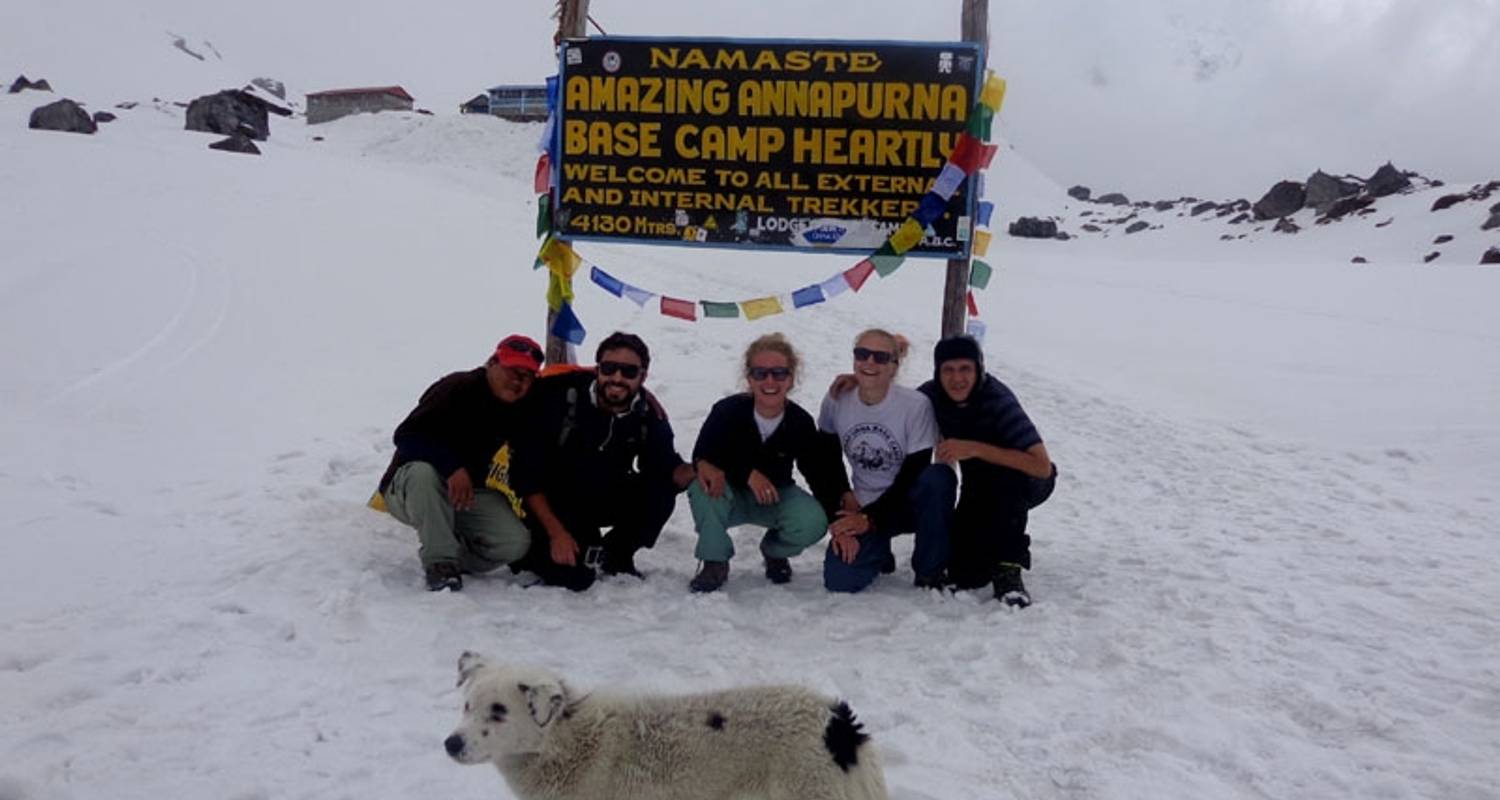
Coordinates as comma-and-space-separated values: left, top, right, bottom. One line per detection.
1008, 217, 1059, 239
9, 75, 53, 93
185, 89, 289, 141
1125, 221, 1150, 234
1423, 251, 1441, 263
1433, 234, 1453, 244
28, 99, 96, 134
1351, 256, 1368, 263
92, 111, 116, 124
1319, 195, 1374, 221
1304, 170, 1360, 211
1096, 192, 1130, 206
208, 134, 261, 155
1430, 193, 1468, 212
1365, 162, 1412, 197
1273, 217, 1301, 234
1190, 201, 1217, 216
1481, 247, 1500, 265
1253, 180, 1306, 220
1482, 213, 1500, 231
1067, 185, 1091, 201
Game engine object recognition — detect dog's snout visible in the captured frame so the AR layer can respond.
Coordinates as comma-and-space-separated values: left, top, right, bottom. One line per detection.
444, 734, 465, 757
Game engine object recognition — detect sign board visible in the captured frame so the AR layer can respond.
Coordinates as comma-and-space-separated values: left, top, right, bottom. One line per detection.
553, 37, 983, 258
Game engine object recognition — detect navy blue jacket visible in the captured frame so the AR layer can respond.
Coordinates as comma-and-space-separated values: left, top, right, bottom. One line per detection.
692, 393, 850, 515
919, 374, 1042, 480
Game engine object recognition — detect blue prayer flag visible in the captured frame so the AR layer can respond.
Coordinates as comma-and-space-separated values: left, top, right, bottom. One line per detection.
977, 201, 994, 228
551, 301, 586, 345
914, 193, 947, 226
791, 285, 825, 308
590, 266, 624, 297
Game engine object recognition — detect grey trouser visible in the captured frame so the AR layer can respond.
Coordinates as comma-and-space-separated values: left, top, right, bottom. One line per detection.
383, 461, 530, 572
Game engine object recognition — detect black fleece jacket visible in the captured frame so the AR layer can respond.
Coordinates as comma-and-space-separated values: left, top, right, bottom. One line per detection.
378, 368, 530, 491
692, 393, 850, 516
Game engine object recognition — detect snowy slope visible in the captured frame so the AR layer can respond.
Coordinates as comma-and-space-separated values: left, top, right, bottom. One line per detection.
5, 6, 1500, 800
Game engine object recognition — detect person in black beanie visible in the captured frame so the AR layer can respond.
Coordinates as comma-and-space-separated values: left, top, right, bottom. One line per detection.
918, 335, 1056, 607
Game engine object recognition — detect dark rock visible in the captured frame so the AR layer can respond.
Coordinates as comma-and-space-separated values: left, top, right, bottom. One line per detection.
1254, 180, 1306, 220
1273, 217, 1301, 234
1096, 192, 1130, 206
1081, 224, 1102, 233
9, 75, 53, 93
1351, 256, 1368, 263
1491, 201, 1500, 215
1008, 217, 1059, 239
1320, 195, 1375, 221
1481, 213, 1500, 231
1079, 210, 1094, 217
1434, 234, 1453, 244
1430, 193, 1468, 212
115, 101, 138, 110
416, 108, 433, 116
1422, 251, 1440, 263
1304, 170, 1360, 211
208, 134, 260, 155
1125, 221, 1150, 234
1054, 232, 1071, 241
28, 99, 96, 134
92, 111, 116, 124
1215, 206, 1236, 218
1375, 218, 1393, 228
249, 77, 286, 100
1229, 199, 1251, 212
312, 135, 325, 142
1229, 213, 1250, 225
185, 89, 288, 140
1481, 247, 1500, 265
1190, 201, 1217, 216
1365, 162, 1411, 197
1219, 234, 1235, 241
1152, 200, 1175, 212
1067, 185, 1091, 201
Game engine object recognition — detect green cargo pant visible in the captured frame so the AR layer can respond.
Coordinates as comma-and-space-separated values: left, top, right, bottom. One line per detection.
383, 461, 530, 572
688, 482, 828, 562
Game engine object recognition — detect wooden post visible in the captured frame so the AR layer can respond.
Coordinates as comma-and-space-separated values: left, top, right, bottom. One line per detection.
941, 0, 989, 338
545, 0, 591, 365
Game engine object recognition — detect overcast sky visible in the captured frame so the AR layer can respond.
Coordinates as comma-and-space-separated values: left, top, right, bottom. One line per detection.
15, 0, 1496, 199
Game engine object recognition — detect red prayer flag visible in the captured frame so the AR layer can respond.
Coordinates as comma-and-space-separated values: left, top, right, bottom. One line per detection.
967, 290, 980, 317
977, 143, 998, 171
844, 259, 876, 292
947, 134, 983, 174
534, 153, 550, 194
660, 295, 697, 321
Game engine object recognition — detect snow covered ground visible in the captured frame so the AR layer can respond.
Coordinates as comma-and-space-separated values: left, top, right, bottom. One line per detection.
4, 10, 1500, 800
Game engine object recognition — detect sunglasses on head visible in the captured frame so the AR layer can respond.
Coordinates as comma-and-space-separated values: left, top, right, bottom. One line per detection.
501, 339, 544, 361
749, 366, 791, 381
853, 347, 895, 365
597, 360, 641, 379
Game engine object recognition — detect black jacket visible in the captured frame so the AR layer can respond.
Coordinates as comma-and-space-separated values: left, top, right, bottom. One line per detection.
511, 370, 685, 499
692, 393, 850, 515
919, 374, 1043, 481
379, 368, 530, 491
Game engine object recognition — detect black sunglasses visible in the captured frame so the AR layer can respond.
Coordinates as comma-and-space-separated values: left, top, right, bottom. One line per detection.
749, 366, 791, 381
598, 360, 642, 379
853, 347, 895, 365
501, 339, 544, 361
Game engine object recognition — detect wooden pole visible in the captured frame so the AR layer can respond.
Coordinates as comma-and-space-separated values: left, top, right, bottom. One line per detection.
546, 0, 591, 365
941, 0, 989, 338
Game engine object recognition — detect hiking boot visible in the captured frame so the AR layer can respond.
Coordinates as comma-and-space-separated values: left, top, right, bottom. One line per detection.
763, 556, 793, 584
993, 564, 1031, 608
601, 549, 643, 579
689, 561, 730, 593
424, 562, 463, 592
914, 570, 950, 590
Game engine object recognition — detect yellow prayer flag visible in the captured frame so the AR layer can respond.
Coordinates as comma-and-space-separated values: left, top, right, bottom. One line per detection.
889, 218, 926, 254
539, 236, 581, 279
546, 269, 574, 311
740, 296, 784, 320
973, 229, 993, 257
979, 73, 1007, 114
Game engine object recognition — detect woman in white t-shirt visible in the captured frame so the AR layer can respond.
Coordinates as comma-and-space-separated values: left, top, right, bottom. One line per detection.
818, 328, 957, 592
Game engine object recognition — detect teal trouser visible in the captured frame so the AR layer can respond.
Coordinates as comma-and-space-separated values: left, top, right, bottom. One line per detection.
383, 461, 530, 572
688, 482, 829, 562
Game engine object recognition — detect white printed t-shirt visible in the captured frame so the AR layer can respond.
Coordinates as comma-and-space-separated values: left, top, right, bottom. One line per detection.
818, 385, 939, 506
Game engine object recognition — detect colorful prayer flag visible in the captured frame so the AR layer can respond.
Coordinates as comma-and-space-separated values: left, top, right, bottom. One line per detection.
589, 266, 623, 297
621, 284, 655, 308
538, 236, 580, 279
977, 143, 998, 171
701, 300, 740, 318
660, 296, 697, 321
740, 296, 784, 320
914, 193, 947, 226
819, 272, 850, 298
546, 269, 573, 312
545, 75, 559, 111
973, 229, 992, 257
791, 285, 825, 308
976, 201, 994, 228
871, 249, 905, 277
888, 219, 925, 254
979, 73, 1007, 113
966, 318, 988, 343
533, 152, 550, 194
933, 162, 967, 199
965, 104, 993, 140
947, 134, 983, 174
969, 259, 994, 290
967, 290, 979, 317
550, 301, 586, 345
536, 195, 551, 238
844, 260, 876, 292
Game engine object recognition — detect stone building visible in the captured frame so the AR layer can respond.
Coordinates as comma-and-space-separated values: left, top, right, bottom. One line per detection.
305, 86, 414, 125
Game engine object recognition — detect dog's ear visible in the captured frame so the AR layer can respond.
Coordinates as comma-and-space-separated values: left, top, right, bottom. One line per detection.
518, 681, 566, 728
457, 651, 490, 688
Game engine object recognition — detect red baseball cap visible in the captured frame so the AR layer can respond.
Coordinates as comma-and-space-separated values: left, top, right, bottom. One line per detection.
494, 334, 544, 372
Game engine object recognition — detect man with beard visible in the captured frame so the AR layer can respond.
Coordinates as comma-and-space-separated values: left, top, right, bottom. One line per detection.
918, 335, 1057, 607
511, 331, 695, 590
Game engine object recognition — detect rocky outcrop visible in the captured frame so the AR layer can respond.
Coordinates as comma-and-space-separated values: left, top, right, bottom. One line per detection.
1190, 201, 1217, 216
1319, 195, 1374, 222
1068, 185, 1091, 201
1431, 193, 1468, 212
1125, 221, 1150, 234
1304, 170, 1360, 211
1422, 251, 1440, 263
1095, 192, 1130, 206
1365, 162, 1412, 197
1482, 213, 1500, 231
208, 134, 261, 155
185, 89, 290, 140
92, 111, 116, 124
1481, 247, 1500, 265
29, 99, 96, 134
1273, 217, 1301, 234
1152, 200, 1175, 212
9, 75, 52, 93
250, 77, 287, 100
1008, 217, 1058, 239
1254, 181, 1306, 220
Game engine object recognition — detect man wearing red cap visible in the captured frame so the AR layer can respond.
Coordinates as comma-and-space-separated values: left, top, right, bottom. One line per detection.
376, 335, 545, 591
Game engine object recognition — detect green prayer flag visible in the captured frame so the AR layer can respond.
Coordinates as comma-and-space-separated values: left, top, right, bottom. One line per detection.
965, 104, 994, 141
701, 300, 740, 318
536, 195, 551, 238
969, 259, 994, 289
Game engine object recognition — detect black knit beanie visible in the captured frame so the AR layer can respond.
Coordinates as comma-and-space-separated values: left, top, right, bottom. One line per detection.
932, 335, 984, 379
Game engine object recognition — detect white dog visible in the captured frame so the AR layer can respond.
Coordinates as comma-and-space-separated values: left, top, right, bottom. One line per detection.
446, 652, 889, 800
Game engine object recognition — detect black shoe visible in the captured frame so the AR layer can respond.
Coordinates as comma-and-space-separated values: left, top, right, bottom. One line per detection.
914, 570, 950, 590
601, 549, 644, 579
689, 561, 729, 593
993, 564, 1031, 608
763, 556, 793, 584
424, 562, 463, 592
878, 553, 897, 575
